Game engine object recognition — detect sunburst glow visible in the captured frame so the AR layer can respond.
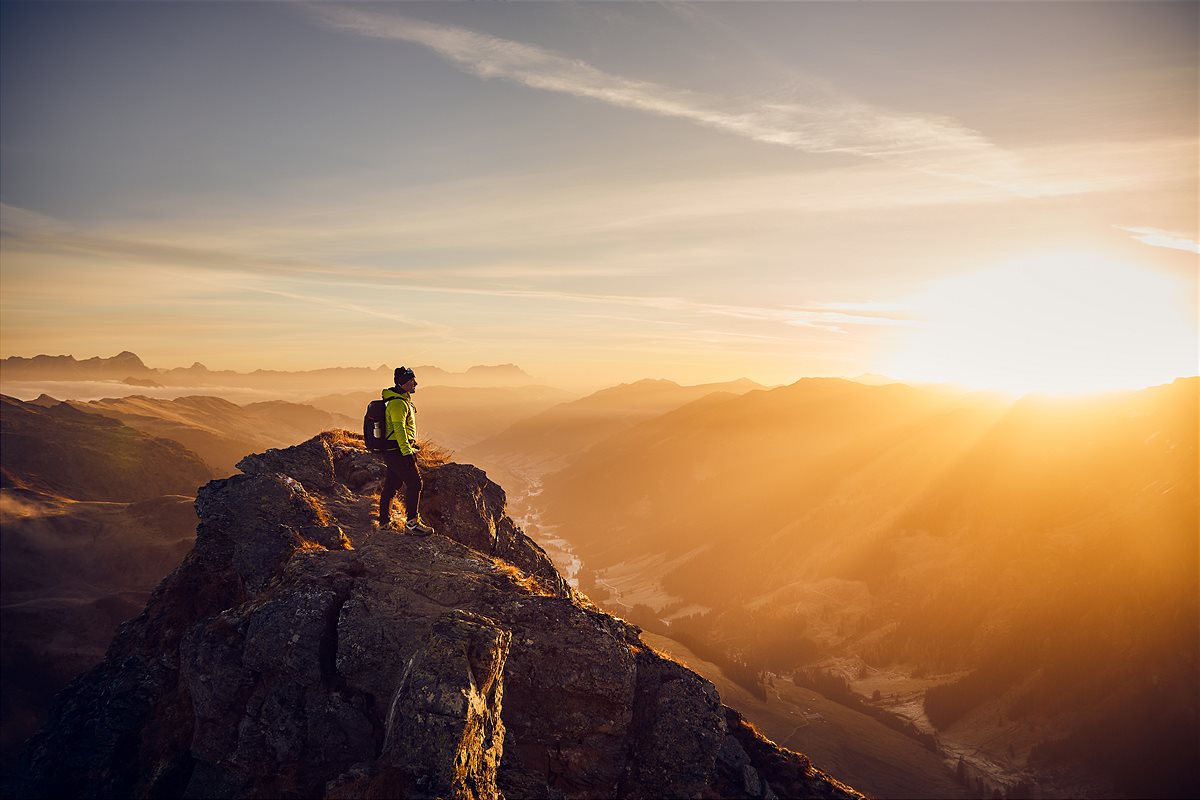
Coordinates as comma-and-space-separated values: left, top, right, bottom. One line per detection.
886, 252, 1196, 395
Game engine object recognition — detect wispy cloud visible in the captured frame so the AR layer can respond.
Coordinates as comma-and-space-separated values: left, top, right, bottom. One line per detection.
383, 281, 911, 332
1, 203, 908, 335
308, 6, 1037, 192
1117, 226, 1200, 255
0, 204, 64, 236
236, 285, 454, 334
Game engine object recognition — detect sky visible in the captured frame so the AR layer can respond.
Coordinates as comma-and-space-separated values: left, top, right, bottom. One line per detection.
1, 0, 1196, 393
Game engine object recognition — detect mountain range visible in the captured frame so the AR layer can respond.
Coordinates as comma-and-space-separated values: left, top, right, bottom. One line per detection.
536, 377, 1199, 798
58, 394, 356, 476
1, 351, 540, 391
460, 378, 766, 493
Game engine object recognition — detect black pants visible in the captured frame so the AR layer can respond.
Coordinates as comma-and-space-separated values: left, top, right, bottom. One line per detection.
379, 450, 422, 524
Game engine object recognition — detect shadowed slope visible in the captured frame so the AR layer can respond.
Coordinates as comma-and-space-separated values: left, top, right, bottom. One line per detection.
1, 395, 210, 776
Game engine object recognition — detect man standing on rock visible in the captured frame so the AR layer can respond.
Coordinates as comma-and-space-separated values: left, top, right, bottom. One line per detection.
378, 366, 435, 535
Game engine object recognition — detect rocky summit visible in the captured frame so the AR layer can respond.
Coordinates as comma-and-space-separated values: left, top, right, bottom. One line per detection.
7, 432, 863, 800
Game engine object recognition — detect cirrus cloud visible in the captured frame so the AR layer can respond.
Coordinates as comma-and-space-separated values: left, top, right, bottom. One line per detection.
308, 5, 1045, 193
1117, 226, 1200, 255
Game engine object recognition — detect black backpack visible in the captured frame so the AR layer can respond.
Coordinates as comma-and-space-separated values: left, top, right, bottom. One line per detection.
363, 397, 402, 452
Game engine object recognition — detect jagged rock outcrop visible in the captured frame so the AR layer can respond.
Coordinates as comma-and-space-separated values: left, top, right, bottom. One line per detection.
8, 431, 863, 800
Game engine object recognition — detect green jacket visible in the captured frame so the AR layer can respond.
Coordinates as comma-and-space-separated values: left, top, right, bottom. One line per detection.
381, 387, 417, 455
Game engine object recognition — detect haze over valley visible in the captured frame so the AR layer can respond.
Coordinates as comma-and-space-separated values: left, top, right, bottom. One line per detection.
535, 376, 1198, 798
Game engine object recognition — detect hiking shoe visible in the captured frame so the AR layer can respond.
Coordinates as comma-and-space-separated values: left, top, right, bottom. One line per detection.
379, 519, 404, 532
405, 518, 435, 536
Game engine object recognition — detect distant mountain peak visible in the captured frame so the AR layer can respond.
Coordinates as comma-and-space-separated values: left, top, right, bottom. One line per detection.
1, 352, 549, 390
464, 363, 533, 378
2, 351, 152, 379
847, 372, 901, 386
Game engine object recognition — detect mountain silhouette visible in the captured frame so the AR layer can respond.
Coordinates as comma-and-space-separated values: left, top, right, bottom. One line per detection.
1, 352, 542, 393
1, 351, 151, 380
6, 432, 863, 800
463, 378, 765, 485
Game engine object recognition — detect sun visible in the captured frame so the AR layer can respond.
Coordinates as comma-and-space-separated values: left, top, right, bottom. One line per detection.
884, 251, 1197, 396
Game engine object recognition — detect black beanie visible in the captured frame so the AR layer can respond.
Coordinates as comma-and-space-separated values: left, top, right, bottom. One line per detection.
394, 366, 415, 385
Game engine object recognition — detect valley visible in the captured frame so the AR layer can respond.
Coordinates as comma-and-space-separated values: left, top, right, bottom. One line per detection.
509, 485, 988, 799
505, 376, 1199, 799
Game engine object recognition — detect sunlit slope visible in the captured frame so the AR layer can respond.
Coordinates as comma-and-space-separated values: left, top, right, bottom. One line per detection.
542, 378, 1194, 601
464, 377, 765, 478
542, 379, 999, 563
0, 395, 214, 499
540, 378, 1198, 793
66, 394, 356, 475
1, 352, 543, 396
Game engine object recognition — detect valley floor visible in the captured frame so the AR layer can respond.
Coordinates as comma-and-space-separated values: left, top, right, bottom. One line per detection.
509, 492, 966, 799
843, 664, 1111, 799
508, 476, 1134, 800
511, 506, 1104, 799
641, 632, 969, 800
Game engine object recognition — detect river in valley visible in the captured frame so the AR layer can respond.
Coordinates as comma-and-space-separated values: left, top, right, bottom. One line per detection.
507, 480, 581, 588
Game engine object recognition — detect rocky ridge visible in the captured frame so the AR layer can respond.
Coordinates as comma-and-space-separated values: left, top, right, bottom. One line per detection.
8, 431, 863, 800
